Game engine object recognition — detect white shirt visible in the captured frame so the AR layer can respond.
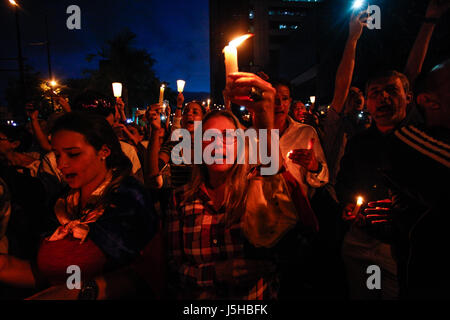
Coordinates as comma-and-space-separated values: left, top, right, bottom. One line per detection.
120, 141, 143, 182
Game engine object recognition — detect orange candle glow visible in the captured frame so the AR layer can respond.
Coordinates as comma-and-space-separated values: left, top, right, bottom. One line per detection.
223, 34, 253, 84
351, 196, 364, 216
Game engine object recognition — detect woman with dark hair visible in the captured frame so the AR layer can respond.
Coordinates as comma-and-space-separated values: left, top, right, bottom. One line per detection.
0, 112, 157, 298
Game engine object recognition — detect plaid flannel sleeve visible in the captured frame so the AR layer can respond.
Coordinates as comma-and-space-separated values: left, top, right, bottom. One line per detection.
166, 188, 216, 287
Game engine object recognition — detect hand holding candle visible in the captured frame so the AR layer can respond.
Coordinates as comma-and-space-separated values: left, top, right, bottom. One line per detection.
287, 138, 319, 171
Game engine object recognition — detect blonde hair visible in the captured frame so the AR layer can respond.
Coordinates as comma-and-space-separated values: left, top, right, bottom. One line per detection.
182, 110, 249, 225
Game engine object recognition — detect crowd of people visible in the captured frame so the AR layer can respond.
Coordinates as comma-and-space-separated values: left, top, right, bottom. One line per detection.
0, 1, 449, 300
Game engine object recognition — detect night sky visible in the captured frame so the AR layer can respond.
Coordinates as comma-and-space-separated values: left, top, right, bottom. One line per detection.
0, 0, 210, 104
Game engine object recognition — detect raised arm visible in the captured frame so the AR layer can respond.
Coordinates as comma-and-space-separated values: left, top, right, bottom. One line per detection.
27, 109, 52, 152
404, 0, 450, 85
330, 11, 367, 114
53, 96, 71, 113
115, 97, 127, 124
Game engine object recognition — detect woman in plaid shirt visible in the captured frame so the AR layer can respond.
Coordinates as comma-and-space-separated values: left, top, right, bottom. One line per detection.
167, 73, 316, 299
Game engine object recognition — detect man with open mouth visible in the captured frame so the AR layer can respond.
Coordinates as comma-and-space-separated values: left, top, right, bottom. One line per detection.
337, 70, 423, 300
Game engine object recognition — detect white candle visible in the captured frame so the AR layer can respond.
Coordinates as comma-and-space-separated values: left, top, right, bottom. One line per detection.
352, 196, 364, 216
223, 34, 253, 84
159, 84, 165, 105
112, 82, 122, 98
223, 45, 238, 84
177, 80, 185, 93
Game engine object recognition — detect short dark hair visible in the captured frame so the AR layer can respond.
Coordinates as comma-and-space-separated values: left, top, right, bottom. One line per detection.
270, 79, 293, 96
365, 70, 410, 96
0, 124, 32, 152
50, 112, 131, 177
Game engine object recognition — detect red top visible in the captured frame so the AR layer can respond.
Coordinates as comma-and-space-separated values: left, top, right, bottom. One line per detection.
36, 236, 107, 285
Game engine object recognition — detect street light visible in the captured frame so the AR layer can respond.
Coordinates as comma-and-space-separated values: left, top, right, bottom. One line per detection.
9, 0, 26, 116
352, 0, 365, 10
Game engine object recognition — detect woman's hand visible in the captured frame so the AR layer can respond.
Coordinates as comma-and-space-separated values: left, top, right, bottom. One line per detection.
225, 72, 275, 114
116, 97, 125, 111
147, 110, 161, 130
224, 72, 276, 129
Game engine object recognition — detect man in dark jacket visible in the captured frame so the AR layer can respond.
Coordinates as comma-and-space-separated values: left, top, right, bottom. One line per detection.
336, 70, 423, 299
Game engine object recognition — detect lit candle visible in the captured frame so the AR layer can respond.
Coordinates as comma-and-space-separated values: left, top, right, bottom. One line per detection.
112, 82, 122, 98
223, 34, 253, 84
310, 96, 316, 104
351, 196, 364, 216
207, 99, 211, 109
159, 84, 165, 106
177, 80, 185, 93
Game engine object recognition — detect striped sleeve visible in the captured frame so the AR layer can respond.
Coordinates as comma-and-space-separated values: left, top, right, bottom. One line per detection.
395, 125, 450, 168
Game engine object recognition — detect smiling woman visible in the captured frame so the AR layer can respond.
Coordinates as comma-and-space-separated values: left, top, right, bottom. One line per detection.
0, 112, 158, 297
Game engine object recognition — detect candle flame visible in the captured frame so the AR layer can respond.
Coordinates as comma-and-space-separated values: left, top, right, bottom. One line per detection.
357, 196, 364, 205
229, 34, 254, 48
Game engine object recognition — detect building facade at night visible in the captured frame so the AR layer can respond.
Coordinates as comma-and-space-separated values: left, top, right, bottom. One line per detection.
209, 0, 323, 104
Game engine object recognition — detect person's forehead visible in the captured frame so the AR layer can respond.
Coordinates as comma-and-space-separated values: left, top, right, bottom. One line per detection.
368, 76, 403, 90
186, 103, 202, 111
52, 130, 89, 146
276, 85, 290, 96
203, 115, 235, 130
